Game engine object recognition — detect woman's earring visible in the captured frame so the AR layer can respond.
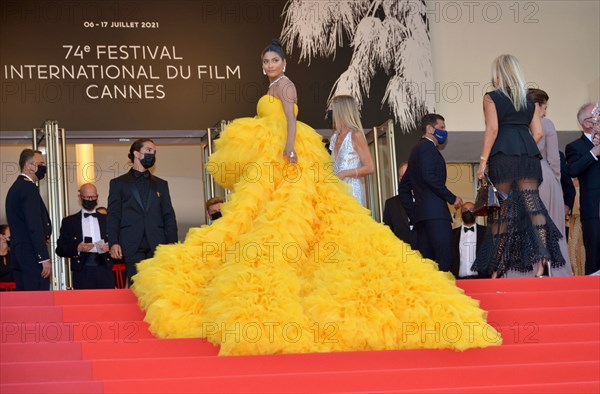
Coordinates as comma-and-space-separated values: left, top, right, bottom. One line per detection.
263, 69, 266, 75
283, 66, 286, 72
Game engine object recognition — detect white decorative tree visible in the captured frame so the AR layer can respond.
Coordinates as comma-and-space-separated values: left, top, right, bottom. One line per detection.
282, 0, 434, 132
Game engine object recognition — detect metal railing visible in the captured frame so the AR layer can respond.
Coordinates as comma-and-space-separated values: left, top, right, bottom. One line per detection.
33, 121, 70, 290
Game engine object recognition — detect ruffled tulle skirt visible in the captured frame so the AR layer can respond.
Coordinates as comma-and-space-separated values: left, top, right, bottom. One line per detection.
132, 110, 501, 355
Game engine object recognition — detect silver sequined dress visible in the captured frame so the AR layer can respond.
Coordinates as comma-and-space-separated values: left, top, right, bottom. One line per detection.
330, 131, 367, 207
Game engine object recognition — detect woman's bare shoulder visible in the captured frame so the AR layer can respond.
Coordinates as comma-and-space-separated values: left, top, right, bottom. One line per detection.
274, 78, 297, 104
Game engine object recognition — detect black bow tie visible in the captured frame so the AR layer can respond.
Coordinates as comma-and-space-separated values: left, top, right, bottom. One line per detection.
464, 226, 475, 233
84, 212, 97, 218
133, 169, 150, 178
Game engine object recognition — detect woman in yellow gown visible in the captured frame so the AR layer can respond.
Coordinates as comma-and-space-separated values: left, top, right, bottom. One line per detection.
132, 40, 501, 356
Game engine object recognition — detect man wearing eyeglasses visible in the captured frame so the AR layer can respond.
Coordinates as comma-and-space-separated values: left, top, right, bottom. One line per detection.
56, 183, 115, 289
566, 103, 600, 275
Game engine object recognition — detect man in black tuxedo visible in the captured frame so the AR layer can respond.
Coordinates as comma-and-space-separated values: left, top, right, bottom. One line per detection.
5, 149, 52, 290
108, 138, 178, 284
451, 202, 487, 279
56, 183, 115, 289
383, 162, 417, 249
566, 103, 600, 274
559, 151, 576, 239
399, 114, 463, 272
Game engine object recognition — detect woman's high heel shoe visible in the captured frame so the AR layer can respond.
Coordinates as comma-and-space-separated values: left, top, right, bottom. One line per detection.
535, 261, 551, 278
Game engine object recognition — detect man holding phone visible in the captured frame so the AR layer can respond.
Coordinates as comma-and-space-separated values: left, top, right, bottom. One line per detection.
56, 183, 115, 289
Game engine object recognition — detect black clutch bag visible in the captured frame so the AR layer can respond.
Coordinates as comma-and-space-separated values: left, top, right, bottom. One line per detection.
474, 175, 500, 216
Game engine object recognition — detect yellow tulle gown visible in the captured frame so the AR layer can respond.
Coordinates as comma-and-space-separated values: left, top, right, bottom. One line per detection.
132, 94, 501, 355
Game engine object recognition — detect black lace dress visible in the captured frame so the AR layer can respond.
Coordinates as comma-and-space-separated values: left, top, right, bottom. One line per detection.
473, 90, 567, 277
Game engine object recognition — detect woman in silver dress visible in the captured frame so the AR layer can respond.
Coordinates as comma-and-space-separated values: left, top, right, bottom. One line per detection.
329, 95, 374, 207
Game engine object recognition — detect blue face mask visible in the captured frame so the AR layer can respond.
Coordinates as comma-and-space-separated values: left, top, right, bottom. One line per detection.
433, 128, 448, 144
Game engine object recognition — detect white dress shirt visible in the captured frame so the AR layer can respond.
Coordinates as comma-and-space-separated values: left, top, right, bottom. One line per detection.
81, 210, 102, 254
458, 224, 478, 278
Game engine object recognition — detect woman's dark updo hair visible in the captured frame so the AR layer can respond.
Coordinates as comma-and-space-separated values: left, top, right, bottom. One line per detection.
527, 88, 549, 105
261, 39, 286, 60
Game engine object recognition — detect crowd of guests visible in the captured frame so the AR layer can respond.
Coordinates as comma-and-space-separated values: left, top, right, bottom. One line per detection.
3, 139, 178, 291
1, 54, 598, 291
384, 55, 598, 279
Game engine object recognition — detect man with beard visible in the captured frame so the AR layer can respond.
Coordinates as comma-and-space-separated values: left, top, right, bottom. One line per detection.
107, 138, 178, 285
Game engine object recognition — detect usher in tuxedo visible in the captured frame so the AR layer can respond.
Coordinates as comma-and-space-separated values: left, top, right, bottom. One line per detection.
451, 224, 487, 279
108, 169, 178, 281
399, 138, 456, 271
5, 175, 52, 290
566, 134, 600, 273
56, 211, 115, 289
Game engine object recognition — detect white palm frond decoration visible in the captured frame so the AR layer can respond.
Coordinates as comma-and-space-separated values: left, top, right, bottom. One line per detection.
281, 0, 434, 132
282, 0, 371, 63
329, 16, 383, 104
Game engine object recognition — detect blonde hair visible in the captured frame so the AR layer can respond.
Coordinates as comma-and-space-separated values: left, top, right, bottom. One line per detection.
331, 95, 364, 134
491, 54, 528, 111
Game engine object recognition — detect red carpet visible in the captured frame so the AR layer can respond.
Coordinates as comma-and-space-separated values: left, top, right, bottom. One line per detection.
1, 277, 599, 393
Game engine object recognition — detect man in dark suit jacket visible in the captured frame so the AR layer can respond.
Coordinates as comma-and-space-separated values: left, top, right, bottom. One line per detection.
5, 149, 52, 290
56, 183, 115, 289
108, 138, 178, 283
451, 202, 487, 278
399, 114, 463, 272
383, 162, 417, 249
566, 103, 600, 274
559, 151, 576, 239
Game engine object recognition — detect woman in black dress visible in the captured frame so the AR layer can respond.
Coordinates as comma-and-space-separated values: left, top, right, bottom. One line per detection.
474, 54, 566, 278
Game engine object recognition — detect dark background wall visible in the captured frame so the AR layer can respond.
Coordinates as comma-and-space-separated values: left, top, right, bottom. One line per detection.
1, 1, 397, 126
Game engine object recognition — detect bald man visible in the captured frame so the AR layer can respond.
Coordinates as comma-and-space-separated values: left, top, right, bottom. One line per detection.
451, 202, 488, 279
56, 183, 115, 289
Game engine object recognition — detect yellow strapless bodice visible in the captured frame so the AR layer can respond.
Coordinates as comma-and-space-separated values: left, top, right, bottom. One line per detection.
257, 94, 298, 118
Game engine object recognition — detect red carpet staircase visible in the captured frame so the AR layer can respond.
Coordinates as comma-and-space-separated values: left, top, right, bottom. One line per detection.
1, 277, 599, 393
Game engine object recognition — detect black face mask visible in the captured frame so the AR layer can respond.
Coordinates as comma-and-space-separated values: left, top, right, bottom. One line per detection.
326, 109, 333, 128
82, 199, 98, 211
210, 211, 222, 221
462, 211, 476, 226
35, 165, 47, 181
141, 153, 156, 169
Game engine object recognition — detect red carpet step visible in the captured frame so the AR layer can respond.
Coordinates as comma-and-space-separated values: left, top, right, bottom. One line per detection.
1, 277, 599, 393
